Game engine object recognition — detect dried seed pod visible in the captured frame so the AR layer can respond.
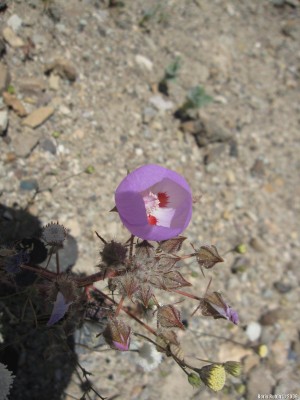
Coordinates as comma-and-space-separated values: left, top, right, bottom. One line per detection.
102, 317, 131, 351
118, 274, 140, 300
101, 240, 127, 266
158, 236, 187, 253
157, 305, 185, 330
42, 222, 67, 246
193, 244, 224, 273
160, 270, 192, 290
135, 240, 155, 259
136, 285, 154, 308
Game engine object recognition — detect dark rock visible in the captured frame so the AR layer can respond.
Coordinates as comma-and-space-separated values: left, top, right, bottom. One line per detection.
231, 256, 249, 274
44, 58, 77, 82
281, 20, 299, 39
203, 143, 226, 165
250, 158, 265, 177
259, 308, 286, 325
273, 281, 292, 294
46, 3, 62, 23
0, 0, 7, 12
229, 139, 238, 157
0, 38, 6, 58
40, 137, 57, 154
13, 130, 39, 157
19, 179, 39, 191
250, 237, 265, 252
0, 62, 11, 93
180, 117, 232, 147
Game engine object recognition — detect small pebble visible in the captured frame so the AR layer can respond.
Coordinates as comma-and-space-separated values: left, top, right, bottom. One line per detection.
273, 281, 292, 294
39, 138, 57, 155
250, 237, 265, 252
7, 14, 23, 32
0, 109, 8, 135
259, 308, 285, 326
250, 158, 265, 177
135, 148, 143, 156
246, 321, 262, 342
135, 54, 153, 71
19, 179, 38, 191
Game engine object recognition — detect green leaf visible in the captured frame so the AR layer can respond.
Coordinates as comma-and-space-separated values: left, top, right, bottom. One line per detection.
164, 57, 181, 81
186, 86, 213, 109
85, 165, 95, 174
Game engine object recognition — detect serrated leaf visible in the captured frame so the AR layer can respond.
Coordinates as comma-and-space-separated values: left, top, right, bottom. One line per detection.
195, 245, 224, 269
165, 57, 181, 80
158, 236, 187, 253
187, 86, 213, 109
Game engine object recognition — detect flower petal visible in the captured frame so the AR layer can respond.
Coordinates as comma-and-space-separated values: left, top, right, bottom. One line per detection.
47, 291, 73, 326
115, 164, 192, 241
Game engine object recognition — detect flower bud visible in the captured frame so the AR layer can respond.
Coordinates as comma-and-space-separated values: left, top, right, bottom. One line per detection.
235, 383, 246, 395
199, 364, 226, 392
234, 244, 247, 254
101, 240, 127, 266
103, 317, 131, 351
257, 344, 268, 358
42, 222, 67, 246
188, 372, 202, 388
200, 291, 239, 325
224, 361, 241, 377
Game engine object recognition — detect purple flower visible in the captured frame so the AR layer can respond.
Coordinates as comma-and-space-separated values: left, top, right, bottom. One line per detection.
115, 164, 192, 241
200, 291, 239, 325
103, 317, 131, 351
47, 291, 73, 326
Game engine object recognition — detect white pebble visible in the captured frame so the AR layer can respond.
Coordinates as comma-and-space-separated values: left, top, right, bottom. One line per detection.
135, 55, 153, 71
135, 148, 143, 156
7, 14, 23, 32
246, 321, 262, 342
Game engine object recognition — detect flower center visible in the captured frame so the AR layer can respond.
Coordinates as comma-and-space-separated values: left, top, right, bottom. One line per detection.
143, 191, 170, 225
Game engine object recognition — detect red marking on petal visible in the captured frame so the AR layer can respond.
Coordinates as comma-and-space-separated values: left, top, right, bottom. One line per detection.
158, 192, 169, 208
148, 215, 158, 225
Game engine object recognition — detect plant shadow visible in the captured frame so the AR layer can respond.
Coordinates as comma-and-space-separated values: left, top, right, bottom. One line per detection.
0, 203, 78, 400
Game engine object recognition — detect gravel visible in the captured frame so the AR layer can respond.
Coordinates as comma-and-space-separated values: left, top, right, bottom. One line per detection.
0, 1, 299, 400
